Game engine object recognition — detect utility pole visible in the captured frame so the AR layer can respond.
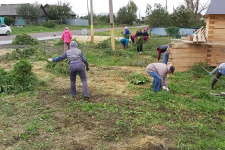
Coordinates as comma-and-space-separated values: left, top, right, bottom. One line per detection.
90, 0, 94, 42
109, 0, 115, 50
166, 0, 168, 11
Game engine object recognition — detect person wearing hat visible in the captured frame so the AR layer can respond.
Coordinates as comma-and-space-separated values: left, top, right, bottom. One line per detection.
209, 62, 225, 89
121, 27, 130, 39
62, 27, 72, 52
146, 63, 175, 92
48, 41, 90, 99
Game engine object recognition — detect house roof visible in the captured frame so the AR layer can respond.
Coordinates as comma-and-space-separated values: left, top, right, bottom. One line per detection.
205, 0, 225, 15
0, 4, 21, 16
0, 3, 43, 16
44, 4, 76, 16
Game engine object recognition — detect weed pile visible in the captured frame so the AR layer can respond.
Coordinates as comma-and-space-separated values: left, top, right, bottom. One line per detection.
45, 59, 69, 76
12, 34, 38, 45
95, 38, 121, 49
126, 73, 150, 85
8, 47, 46, 61
0, 59, 40, 94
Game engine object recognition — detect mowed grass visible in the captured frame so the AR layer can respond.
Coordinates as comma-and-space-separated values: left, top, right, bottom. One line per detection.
0, 37, 224, 149
11, 24, 109, 35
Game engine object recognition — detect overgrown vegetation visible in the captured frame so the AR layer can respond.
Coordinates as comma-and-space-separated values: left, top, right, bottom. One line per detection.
43, 21, 56, 28
0, 36, 224, 150
0, 59, 42, 94
8, 47, 46, 61
12, 34, 38, 45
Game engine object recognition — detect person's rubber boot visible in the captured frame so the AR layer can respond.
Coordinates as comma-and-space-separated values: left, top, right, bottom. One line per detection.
211, 83, 214, 89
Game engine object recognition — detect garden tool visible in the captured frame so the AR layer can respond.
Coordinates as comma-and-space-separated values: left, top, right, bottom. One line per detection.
201, 66, 225, 86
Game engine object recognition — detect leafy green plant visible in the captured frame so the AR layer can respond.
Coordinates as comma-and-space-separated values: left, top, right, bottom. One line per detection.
4, 16, 15, 26
45, 59, 69, 76
8, 47, 46, 61
126, 73, 150, 85
12, 34, 38, 45
165, 26, 180, 37
43, 21, 56, 28
0, 59, 41, 94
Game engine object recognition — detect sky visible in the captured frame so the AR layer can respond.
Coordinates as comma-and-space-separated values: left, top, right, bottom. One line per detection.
2, 0, 210, 17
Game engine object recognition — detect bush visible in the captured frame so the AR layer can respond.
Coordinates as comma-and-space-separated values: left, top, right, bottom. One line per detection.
0, 59, 40, 94
95, 39, 111, 49
4, 16, 15, 26
8, 47, 46, 61
43, 21, 56, 28
12, 34, 38, 45
165, 26, 180, 37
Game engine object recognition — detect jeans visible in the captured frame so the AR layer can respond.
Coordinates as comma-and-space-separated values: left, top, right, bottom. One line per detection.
162, 51, 169, 64
148, 72, 161, 92
69, 62, 89, 97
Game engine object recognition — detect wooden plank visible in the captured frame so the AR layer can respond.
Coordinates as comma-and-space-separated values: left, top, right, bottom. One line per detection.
169, 48, 208, 53
170, 53, 207, 58
172, 58, 206, 63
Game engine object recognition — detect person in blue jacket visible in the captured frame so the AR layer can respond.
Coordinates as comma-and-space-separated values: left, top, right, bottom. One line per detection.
209, 63, 225, 89
120, 38, 129, 48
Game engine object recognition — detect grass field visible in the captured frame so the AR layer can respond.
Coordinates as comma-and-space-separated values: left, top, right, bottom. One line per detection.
0, 37, 224, 149
11, 24, 109, 35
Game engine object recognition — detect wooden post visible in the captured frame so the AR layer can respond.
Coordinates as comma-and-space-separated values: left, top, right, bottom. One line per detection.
109, 0, 115, 50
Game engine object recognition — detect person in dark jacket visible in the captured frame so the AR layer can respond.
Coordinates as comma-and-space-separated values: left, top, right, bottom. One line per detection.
209, 63, 225, 89
142, 29, 149, 41
157, 45, 169, 64
135, 29, 143, 54
48, 41, 90, 98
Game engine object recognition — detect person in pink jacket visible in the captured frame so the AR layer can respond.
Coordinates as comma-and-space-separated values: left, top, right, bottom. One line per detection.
62, 27, 72, 52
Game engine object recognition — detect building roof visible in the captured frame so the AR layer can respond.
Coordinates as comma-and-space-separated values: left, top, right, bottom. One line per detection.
0, 3, 42, 16
205, 0, 225, 15
0, 4, 21, 16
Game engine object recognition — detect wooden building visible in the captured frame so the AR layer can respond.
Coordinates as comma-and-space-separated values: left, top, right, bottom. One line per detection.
168, 0, 225, 72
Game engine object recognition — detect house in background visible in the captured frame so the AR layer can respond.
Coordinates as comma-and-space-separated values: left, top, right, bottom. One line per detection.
0, 2, 76, 25
43, 4, 76, 19
0, 3, 47, 25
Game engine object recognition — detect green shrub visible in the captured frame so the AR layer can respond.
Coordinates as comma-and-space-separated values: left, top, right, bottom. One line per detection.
95, 39, 111, 49
0, 59, 40, 94
126, 73, 150, 85
8, 47, 46, 61
12, 34, 38, 45
4, 16, 15, 26
55, 39, 64, 46
43, 21, 56, 28
165, 26, 180, 37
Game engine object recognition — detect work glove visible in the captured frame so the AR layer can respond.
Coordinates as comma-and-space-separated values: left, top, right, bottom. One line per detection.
162, 86, 169, 92
209, 72, 213, 76
86, 67, 89, 71
47, 58, 53, 62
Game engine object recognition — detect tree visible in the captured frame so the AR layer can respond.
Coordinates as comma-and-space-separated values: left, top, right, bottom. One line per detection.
47, 1, 71, 24
4, 17, 15, 26
17, 4, 40, 23
117, 0, 137, 25
146, 3, 171, 27
184, 0, 210, 22
170, 5, 194, 28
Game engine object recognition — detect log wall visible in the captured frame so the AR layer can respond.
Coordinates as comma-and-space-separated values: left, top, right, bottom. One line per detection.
205, 15, 225, 43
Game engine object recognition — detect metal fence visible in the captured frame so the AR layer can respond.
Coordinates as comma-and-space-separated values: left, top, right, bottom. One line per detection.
151, 27, 195, 36
66, 19, 89, 26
